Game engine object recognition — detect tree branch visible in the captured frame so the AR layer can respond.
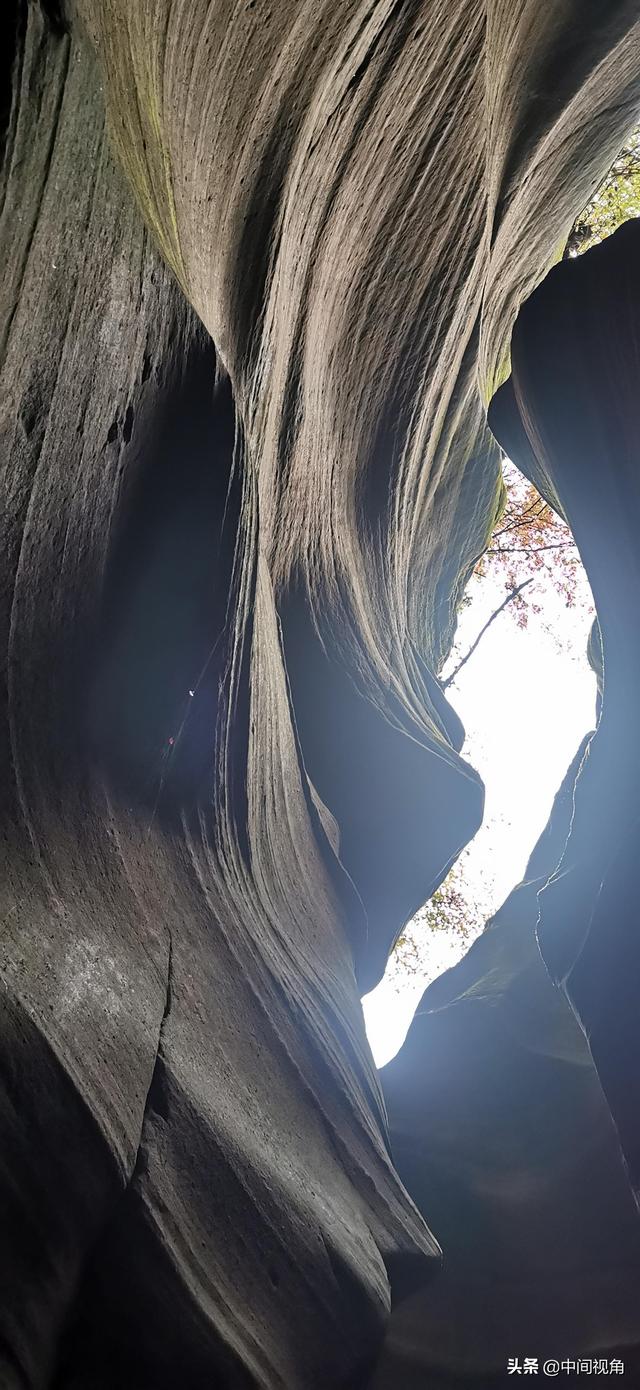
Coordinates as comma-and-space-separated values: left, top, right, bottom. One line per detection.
442, 577, 536, 690
486, 541, 576, 555
491, 500, 549, 537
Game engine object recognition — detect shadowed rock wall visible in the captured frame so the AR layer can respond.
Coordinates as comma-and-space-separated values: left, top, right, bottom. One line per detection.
491, 218, 640, 1212
2, 2, 640, 1386
0, 15, 434, 1388
376, 735, 640, 1384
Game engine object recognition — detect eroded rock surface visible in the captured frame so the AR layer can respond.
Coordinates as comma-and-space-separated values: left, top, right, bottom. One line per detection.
375, 739, 640, 1384
491, 218, 640, 1213
2, 3, 640, 1386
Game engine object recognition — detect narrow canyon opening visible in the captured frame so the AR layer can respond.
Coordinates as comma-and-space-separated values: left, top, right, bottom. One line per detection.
364, 462, 596, 1066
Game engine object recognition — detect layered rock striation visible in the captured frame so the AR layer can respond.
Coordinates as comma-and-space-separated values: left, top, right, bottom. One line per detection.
2, 2, 640, 1385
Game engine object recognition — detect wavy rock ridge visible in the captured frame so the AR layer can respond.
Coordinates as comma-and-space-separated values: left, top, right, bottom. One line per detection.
1, 2, 640, 1386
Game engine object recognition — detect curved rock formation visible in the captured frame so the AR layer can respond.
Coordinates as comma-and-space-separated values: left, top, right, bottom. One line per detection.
2, 2, 640, 1386
490, 218, 640, 1208
376, 738, 640, 1384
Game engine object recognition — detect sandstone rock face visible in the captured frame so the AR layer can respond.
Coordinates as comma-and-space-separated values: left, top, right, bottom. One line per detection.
2, 3, 640, 1386
375, 738, 640, 1384
490, 218, 640, 1212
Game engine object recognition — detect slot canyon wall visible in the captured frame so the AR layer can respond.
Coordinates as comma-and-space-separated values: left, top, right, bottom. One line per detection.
1, 2, 640, 1386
